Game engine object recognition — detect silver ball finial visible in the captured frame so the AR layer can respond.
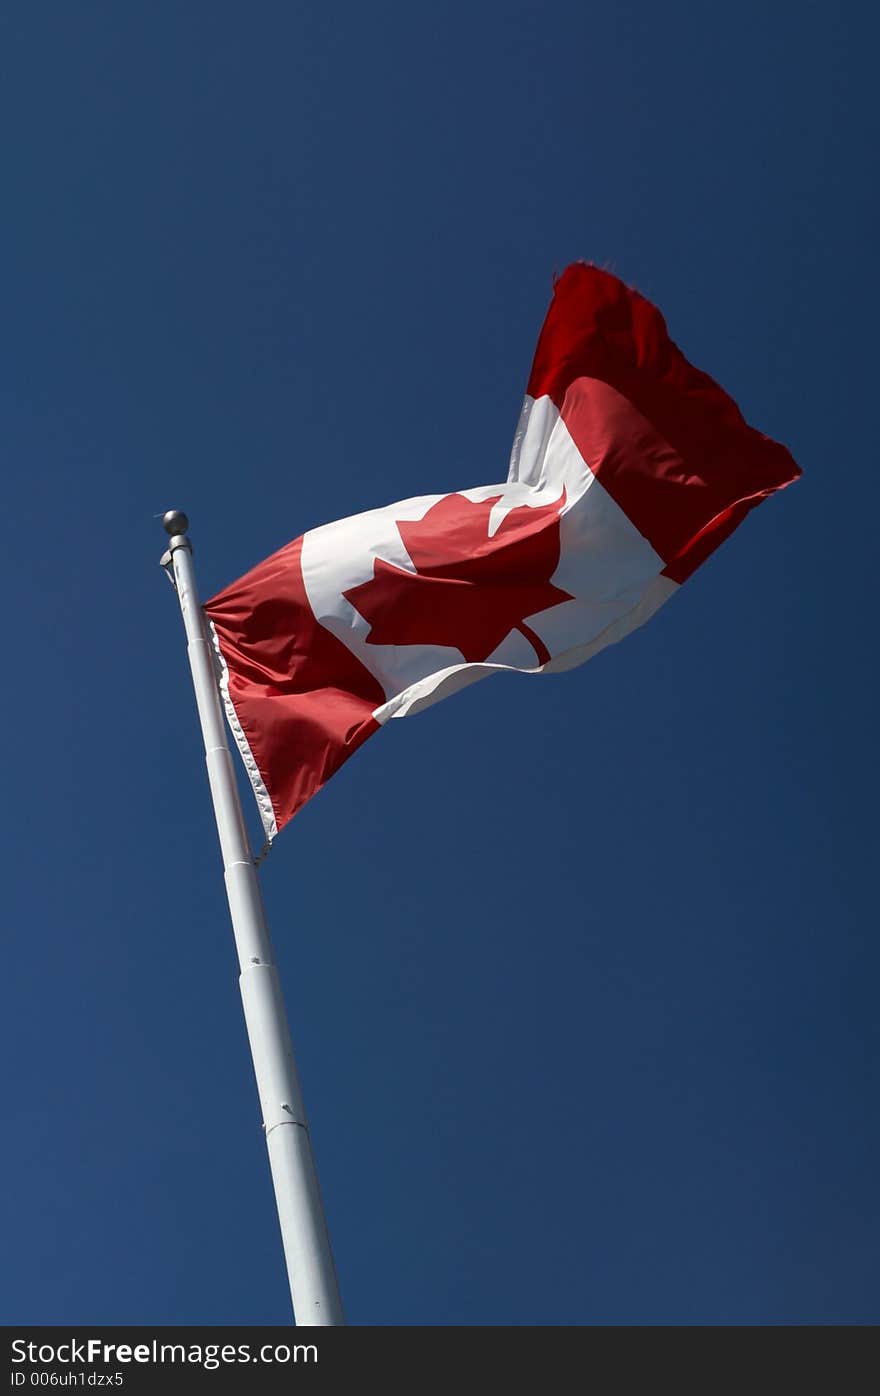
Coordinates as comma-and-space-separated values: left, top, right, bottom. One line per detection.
162, 510, 190, 537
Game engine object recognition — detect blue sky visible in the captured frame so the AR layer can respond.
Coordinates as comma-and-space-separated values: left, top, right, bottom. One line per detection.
2, 1, 877, 1325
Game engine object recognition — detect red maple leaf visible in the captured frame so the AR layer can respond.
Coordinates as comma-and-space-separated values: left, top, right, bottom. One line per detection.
343, 490, 572, 665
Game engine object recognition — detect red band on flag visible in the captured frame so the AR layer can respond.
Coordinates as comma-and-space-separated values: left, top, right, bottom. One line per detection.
527, 264, 801, 581
205, 538, 383, 831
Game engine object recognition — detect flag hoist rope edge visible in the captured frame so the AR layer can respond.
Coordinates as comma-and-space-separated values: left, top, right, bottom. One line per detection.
208, 618, 279, 844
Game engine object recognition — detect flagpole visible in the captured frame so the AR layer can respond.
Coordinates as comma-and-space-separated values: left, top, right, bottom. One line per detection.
160, 509, 344, 1327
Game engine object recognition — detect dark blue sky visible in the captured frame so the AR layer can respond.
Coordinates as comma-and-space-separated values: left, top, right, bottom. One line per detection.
2, 2, 877, 1325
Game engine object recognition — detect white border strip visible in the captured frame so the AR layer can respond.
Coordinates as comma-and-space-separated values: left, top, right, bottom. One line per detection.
207, 618, 278, 845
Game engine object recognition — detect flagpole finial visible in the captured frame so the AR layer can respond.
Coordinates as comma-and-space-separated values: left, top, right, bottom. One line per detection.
163, 510, 190, 537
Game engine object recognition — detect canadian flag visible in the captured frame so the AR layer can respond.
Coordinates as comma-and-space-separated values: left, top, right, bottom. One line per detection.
204, 264, 800, 841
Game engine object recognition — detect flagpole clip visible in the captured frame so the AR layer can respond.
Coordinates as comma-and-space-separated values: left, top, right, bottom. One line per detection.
159, 550, 177, 587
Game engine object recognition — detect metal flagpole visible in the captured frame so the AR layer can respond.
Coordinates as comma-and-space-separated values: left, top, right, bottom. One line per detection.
160, 509, 344, 1327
